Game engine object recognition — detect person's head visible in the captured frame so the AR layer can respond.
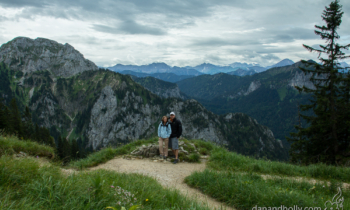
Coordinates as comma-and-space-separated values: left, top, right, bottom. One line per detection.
162, 116, 168, 124
170, 112, 175, 120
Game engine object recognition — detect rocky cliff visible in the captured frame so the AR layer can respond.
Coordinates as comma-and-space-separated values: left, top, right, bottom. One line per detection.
0, 36, 288, 160
0, 37, 98, 77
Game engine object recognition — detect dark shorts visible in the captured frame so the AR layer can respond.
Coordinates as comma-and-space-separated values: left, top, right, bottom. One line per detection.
168, 137, 179, 150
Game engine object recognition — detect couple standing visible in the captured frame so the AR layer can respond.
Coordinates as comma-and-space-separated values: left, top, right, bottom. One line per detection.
157, 111, 182, 164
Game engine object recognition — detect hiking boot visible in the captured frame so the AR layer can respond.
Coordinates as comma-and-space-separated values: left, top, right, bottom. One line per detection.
163, 156, 167, 160
173, 159, 178, 164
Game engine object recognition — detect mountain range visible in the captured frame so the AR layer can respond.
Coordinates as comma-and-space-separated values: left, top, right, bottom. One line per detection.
118, 70, 195, 83
176, 61, 318, 147
108, 63, 203, 76
0, 36, 288, 160
108, 59, 298, 77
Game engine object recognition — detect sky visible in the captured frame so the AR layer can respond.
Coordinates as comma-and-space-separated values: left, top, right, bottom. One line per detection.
0, 0, 349, 68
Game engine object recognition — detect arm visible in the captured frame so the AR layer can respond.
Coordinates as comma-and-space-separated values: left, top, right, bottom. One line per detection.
177, 120, 182, 138
157, 123, 161, 137
167, 124, 172, 138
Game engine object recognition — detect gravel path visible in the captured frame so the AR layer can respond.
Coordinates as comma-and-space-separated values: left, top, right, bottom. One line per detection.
89, 157, 234, 210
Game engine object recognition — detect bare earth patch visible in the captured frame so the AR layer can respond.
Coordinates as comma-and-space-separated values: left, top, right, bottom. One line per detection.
89, 157, 234, 210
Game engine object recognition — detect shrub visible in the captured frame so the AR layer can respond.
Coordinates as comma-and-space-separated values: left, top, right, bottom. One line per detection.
187, 153, 200, 163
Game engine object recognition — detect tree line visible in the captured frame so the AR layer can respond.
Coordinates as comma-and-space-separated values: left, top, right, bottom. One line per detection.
288, 0, 350, 165
0, 97, 88, 163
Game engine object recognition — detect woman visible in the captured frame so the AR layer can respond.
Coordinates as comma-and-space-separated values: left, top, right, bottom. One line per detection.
158, 116, 172, 159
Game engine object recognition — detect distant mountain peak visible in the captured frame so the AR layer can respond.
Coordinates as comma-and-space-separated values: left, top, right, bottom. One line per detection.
265, 59, 294, 69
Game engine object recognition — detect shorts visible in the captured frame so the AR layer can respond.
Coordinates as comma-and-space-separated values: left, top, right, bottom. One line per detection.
168, 137, 179, 150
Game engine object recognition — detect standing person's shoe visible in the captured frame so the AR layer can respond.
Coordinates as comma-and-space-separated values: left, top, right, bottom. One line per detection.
163, 156, 167, 160
173, 159, 178, 164
159, 155, 164, 159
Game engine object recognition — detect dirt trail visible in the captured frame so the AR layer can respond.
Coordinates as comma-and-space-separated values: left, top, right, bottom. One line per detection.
90, 157, 234, 210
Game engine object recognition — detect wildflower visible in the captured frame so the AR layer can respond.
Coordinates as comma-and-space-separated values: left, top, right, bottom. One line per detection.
145, 199, 149, 202
117, 201, 121, 205
134, 198, 137, 201
111, 185, 115, 188
36, 156, 39, 158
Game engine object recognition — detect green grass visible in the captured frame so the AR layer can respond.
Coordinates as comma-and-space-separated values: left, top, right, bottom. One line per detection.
185, 169, 350, 210
69, 138, 159, 169
207, 147, 350, 182
0, 156, 210, 210
0, 135, 55, 158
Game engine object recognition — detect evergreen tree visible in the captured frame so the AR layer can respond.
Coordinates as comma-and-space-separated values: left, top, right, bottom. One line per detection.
288, 0, 350, 164
57, 135, 64, 159
22, 106, 34, 139
9, 98, 23, 137
70, 139, 79, 160
0, 98, 7, 130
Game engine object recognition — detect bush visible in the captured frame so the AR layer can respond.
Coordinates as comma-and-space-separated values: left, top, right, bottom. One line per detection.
199, 148, 209, 155
188, 153, 201, 163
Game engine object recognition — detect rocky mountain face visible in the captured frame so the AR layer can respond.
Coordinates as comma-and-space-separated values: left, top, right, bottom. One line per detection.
0, 37, 98, 78
0, 36, 288, 160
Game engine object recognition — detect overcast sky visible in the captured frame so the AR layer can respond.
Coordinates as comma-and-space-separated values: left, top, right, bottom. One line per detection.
0, 0, 349, 67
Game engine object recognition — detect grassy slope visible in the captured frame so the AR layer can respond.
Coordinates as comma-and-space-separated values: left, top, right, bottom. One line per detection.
185, 146, 350, 209
0, 135, 55, 158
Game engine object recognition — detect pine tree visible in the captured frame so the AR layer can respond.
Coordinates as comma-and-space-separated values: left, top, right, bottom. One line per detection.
70, 139, 79, 160
22, 106, 34, 139
0, 98, 6, 130
288, 0, 350, 164
9, 98, 23, 137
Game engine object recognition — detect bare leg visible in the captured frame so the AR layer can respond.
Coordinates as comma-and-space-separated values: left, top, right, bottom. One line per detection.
175, 149, 179, 159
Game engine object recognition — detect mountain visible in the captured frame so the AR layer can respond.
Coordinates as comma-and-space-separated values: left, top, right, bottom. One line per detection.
108, 63, 203, 76
177, 61, 317, 145
0, 37, 98, 78
340, 62, 349, 68
189, 63, 235, 74
119, 70, 195, 83
229, 62, 257, 69
131, 76, 186, 99
0, 36, 288, 160
265, 59, 294, 70
227, 68, 257, 76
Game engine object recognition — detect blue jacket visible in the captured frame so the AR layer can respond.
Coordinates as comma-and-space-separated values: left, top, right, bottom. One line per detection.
158, 122, 172, 139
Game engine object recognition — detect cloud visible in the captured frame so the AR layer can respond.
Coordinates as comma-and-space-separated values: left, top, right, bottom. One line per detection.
92, 20, 166, 35
0, 0, 349, 67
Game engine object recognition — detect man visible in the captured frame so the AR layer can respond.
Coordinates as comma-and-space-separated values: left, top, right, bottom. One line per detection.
168, 111, 182, 164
